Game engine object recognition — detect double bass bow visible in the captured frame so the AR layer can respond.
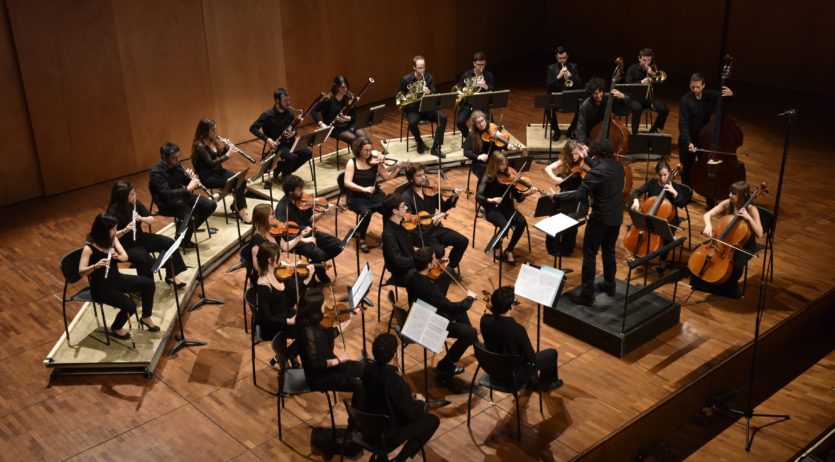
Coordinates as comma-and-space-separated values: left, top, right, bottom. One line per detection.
623, 164, 682, 257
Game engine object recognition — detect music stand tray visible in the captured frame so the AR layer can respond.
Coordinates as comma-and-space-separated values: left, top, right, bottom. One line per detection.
628, 133, 672, 158
292, 125, 332, 153
615, 83, 650, 104
469, 90, 510, 113
354, 104, 386, 131
419, 92, 458, 112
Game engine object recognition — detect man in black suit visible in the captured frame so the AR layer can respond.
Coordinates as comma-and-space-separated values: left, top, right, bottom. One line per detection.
557, 139, 624, 305
545, 46, 583, 141
399, 55, 448, 157
249, 87, 313, 185
381, 193, 418, 287
480, 286, 563, 390
361, 333, 440, 462
455, 51, 496, 142
624, 48, 669, 135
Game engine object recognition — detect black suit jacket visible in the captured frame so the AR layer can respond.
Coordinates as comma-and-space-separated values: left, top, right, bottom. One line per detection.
407, 273, 474, 319
362, 362, 425, 428
399, 72, 437, 113
560, 157, 625, 226
545, 62, 582, 93
480, 314, 536, 365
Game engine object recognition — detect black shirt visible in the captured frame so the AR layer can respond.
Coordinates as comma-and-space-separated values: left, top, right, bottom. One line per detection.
480, 314, 536, 365
399, 72, 437, 113
575, 94, 630, 145
249, 106, 295, 148
299, 324, 336, 379
678, 89, 723, 147
381, 219, 416, 276
625, 63, 649, 84
149, 161, 192, 206
401, 186, 457, 234
106, 201, 151, 246
362, 362, 425, 428
476, 175, 525, 214
457, 69, 496, 108
255, 283, 297, 340
311, 94, 356, 127
560, 158, 625, 226
631, 180, 691, 208
192, 143, 230, 180
275, 195, 313, 228
406, 273, 474, 319
545, 62, 582, 93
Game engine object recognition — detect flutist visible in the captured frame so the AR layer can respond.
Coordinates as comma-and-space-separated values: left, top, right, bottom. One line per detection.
191, 118, 250, 223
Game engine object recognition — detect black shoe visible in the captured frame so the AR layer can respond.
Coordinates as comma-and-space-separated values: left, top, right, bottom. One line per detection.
570, 292, 595, 306
182, 241, 197, 249
551, 130, 562, 142
649, 127, 659, 134
109, 328, 131, 340
436, 362, 465, 376
539, 378, 564, 391
416, 141, 427, 154
139, 318, 161, 333
596, 281, 616, 297
207, 226, 219, 235
431, 145, 446, 158
166, 278, 187, 289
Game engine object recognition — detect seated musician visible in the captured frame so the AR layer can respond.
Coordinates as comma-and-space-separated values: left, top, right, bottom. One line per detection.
248, 203, 315, 287
455, 51, 495, 143
690, 181, 762, 299
106, 180, 186, 288
381, 194, 418, 287
313, 75, 367, 145
574, 77, 629, 146
407, 247, 478, 378
344, 137, 403, 253
480, 286, 563, 390
543, 140, 590, 257
401, 164, 467, 281
149, 142, 217, 249
399, 55, 447, 157
192, 117, 250, 223
361, 333, 440, 462
629, 161, 692, 273
476, 153, 535, 266
78, 214, 158, 338
275, 175, 343, 285
464, 110, 507, 183
624, 48, 669, 135
249, 88, 313, 186
545, 46, 583, 141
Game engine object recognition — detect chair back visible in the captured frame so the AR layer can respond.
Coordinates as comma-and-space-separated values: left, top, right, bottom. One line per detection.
473, 342, 522, 382
336, 172, 347, 194
245, 287, 261, 340
59, 248, 85, 284
756, 205, 775, 238
343, 400, 390, 441
271, 331, 292, 372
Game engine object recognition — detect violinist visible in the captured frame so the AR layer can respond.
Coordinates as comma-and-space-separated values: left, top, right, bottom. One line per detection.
78, 214, 158, 338
192, 118, 250, 223
401, 164, 468, 281
678, 73, 734, 190
556, 139, 624, 306
247, 203, 315, 288
543, 140, 590, 257
575, 77, 629, 146
106, 180, 187, 288
275, 175, 343, 285
344, 136, 403, 252
149, 142, 217, 248
464, 110, 503, 182
545, 46, 582, 141
690, 181, 762, 298
313, 75, 367, 145
407, 247, 478, 379
249, 88, 313, 185
381, 194, 418, 287
625, 48, 669, 135
455, 51, 496, 143
476, 153, 534, 266
400, 55, 447, 157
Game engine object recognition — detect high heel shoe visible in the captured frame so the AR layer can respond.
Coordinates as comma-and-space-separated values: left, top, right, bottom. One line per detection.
109, 328, 131, 340
166, 278, 187, 289
139, 318, 161, 332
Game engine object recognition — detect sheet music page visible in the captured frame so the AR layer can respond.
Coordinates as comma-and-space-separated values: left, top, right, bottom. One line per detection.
534, 213, 579, 237
402, 299, 449, 353
514, 263, 563, 306
350, 264, 373, 310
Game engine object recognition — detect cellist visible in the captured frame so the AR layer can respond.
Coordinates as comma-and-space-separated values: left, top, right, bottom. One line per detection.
690, 181, 762, 298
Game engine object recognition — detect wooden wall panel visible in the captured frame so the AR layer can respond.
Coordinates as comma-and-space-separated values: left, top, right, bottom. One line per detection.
7, 0, 134, 196
202, 0, 287, 144
0, 0, 42, 206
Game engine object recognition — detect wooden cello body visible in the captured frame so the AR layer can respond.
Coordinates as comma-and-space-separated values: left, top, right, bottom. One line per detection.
589, 57, 633, 202
622, 166, 680, 257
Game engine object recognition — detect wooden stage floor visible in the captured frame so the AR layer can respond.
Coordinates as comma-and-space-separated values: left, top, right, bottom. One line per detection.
0, 67, 833, 461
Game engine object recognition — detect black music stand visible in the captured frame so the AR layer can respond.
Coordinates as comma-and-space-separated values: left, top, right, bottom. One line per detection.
534, 93, 561, 161
469, 90, 510, 120
294, 125, 332, 194
220, 168, 250, 248
348, 263, 373, 360
153, 201, 207, 356
483, 210, 518, 286
249, 154, 277, 207
628, 133, 672, 181
534, 195, 580, 272
354, 104, 386, 133
614, 83, 649, 105
419, 92, 457, 158
340, 210, 369, 276
186, 208, 224, 312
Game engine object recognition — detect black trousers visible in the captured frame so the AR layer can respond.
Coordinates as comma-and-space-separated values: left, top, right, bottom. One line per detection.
485, 206, 527, 253
380, 412, 440, 462
678, 141, 696, 187
456, 104, 473, 140
201, 169, 247, 211
274, 146, 312, 178
580, 218, 620, 298
307, 360, 366, 405
292, 231, 343, 279
348, 192, 384, 240
406, 110, 447, 147
124, 232, 186, 280
548, 110, 579, 139
92, 273, 155, 331
629, 98, 669, 134
424, 225, 468, 268
157, 195, 217, 244
439, 312, 476, 367
520, 348, 559, 385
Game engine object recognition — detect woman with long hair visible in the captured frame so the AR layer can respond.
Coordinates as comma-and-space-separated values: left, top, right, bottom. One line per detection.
313, 75, 367, 145
191, 117, 250, 223
247, 203, 315, 287
542, 140, 590, 257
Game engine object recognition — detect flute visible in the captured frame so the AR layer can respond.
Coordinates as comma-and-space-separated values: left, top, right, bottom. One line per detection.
103, 242, 114, 279
131, 200, 137, 241
217, 136, 256, 163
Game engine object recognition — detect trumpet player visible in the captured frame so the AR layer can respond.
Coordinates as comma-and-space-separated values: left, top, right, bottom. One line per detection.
249, 88, 313, 185
545, 46, 583, 141
192, 118, 250, 223
399, 55, 447, 157
455, 51, 495, 143
625, 48, 669, 135
149, 142, 218, 248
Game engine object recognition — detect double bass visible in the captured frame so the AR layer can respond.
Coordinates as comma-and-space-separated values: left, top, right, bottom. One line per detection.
690, 55, 746, 204
622, 164, 681, 257
590, 57, 634, 202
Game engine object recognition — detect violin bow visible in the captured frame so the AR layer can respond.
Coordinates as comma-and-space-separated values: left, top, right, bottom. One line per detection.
328, 282, 347, 351
412, 195, 426, 247
497, 160, 529, 204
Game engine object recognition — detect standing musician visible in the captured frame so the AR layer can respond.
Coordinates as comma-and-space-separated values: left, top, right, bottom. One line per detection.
690, 181, 762, 298
407, 247, 478, 378
476, 153, 535, 265
455, 51, 496, 143
575, 77, 629, 146
481, 286, 563, 390
401, 164, 468, 281
629, 161, 692, 272
78, 213, 159, 338
247, 203, 315, 288
256, 242, 307, 365
678, 73, 734, 188
381, 194, 418, 287
275, 175, 343, 285
149, 142, 217, 249
344, 137, 403, 253
249, 88, 314, 185
313, 75, 367, 145
558, 139, 624, 306
106, 180, 187, 288
464, 110, 505, 182
543, 140, 590, 257
625, 48, 669, 135
545, 46, 583, 141
399, 55, 447, 157
192, 118, 250, 223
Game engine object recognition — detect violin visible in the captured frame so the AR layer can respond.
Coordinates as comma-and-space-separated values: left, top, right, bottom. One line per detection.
422, 179, 461, 199
401, 211, 446, 231
568, 159, 592, 179
295, 193, 346, 213
320, 302, 357, 328
687, 182, 766, 285
269, 218, 303, 237
274, 260, 332, 281
370, 151, 400, 167
622, 165, 681, 257
481, 123, 523, 150
428, 256, 449, 281
497, 166, 540, 194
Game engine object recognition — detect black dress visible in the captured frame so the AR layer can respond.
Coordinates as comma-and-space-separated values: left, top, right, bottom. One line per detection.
192, 143, 247, 211
346, 158, 385, 239
255, 283, 298, 346
107, 202, 186, 280
85, 243, 156, 332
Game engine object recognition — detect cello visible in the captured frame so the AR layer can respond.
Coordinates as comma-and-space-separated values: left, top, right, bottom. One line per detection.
590, 57, 634, 202
690, 55, 746, 204
622, 164, 681, 257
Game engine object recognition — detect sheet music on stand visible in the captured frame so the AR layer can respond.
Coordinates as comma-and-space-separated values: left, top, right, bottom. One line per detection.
534, 213, 579, 237
349, 263, 373, 310
401, 298, 450, 354
514, 263, 563, 307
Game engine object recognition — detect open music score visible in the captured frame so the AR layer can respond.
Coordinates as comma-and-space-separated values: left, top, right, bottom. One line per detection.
401, 299, 450, 354
514, 263, 564, 307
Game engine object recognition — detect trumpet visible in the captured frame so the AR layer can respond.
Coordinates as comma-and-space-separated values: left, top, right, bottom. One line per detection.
217, 136, 256, 163
561, 64, 574, 88
395, 78, 426, 109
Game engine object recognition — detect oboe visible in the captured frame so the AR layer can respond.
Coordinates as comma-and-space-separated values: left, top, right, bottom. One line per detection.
131, 200, 137, 241
217, 136, 256, 163
182, 167, 214, 198
103, 242, 114, 279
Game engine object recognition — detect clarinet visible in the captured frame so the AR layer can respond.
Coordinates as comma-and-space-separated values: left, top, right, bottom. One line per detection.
131, 200, 137, 241
217, 136, 256, 163
103, 242, 114, 279
181, 167, 214, 198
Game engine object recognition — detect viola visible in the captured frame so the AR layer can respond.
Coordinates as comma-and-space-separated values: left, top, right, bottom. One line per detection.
687, 182, 766, 285
370, 151, 400, 167
428, 256, 449, 281
622, 165, 681, 257
481, 123, 523, 150
269, 218, 303, 237
295, 193, 346, 213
